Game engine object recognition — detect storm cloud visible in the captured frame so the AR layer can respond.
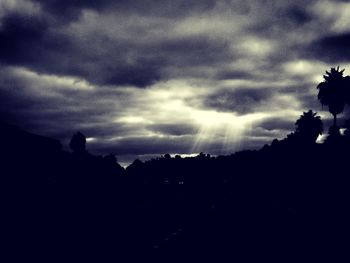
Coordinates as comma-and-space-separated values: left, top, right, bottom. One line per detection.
1, 0, 349, 165
307, 32, 350, 63
203, 88, 274, 114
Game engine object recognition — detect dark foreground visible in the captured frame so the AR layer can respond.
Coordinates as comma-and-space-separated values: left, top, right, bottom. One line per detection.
2, 123, 350, 261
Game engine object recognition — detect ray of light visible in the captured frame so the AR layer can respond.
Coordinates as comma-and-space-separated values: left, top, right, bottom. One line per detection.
191, 110, 267, 154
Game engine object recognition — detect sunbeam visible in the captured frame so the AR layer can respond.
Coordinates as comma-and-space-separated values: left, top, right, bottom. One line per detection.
191, 110, 267, 154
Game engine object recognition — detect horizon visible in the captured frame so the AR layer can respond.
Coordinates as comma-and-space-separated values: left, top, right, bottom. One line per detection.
1, 0, 350, 164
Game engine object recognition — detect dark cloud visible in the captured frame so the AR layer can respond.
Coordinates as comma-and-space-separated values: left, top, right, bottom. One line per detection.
281, 83, 320, 111
0, 68, 116, 140
0, 11, 160, 87
31, 0, 110, 22
214, 70, 253, 80
34, 0, 108, 11
203, 88, 273, 114
104, 36, 231, 86
0, 13, 74, 75
298, 93, 322, 112
104, 61, 163, 87
0, 7, 231, 87
147, 123, 197, 136
286, 6, 313, 25
248, 127, 286, 139
245, 1, 315, 38
34, 0, 216, 19
0, 14, 48, 64
158, 37, 231, 65
306, 32, 350, 63
256, 117, 295, 132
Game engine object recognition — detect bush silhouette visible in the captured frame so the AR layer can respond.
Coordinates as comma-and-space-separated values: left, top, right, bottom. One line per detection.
295, 110, 323, 144
69, 131, 86, 153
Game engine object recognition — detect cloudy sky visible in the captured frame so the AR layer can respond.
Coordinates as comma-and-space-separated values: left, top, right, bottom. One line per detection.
1, 0, 350, 165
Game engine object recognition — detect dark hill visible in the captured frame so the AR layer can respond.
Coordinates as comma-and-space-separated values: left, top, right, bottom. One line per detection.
1, 123, 350, 261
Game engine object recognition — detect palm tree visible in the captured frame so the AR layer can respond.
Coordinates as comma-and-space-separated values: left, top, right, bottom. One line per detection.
295, 110, 323, 143
317, 66, 348, 128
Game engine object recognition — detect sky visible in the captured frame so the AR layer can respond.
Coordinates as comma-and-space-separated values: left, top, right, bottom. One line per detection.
0, 0, 350, 165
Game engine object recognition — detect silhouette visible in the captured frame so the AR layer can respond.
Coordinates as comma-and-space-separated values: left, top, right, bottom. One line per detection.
69, 131, 87, 154
294, 110, 323, 144
317, 66, 349, 129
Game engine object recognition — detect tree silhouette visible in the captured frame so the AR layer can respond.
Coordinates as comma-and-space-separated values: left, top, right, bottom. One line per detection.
317, 67, 348, 128
69, 131, 86, 154
295, 110, 323, 143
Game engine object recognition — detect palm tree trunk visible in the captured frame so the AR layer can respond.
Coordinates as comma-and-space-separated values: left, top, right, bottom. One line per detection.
333, 114, 337, 127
